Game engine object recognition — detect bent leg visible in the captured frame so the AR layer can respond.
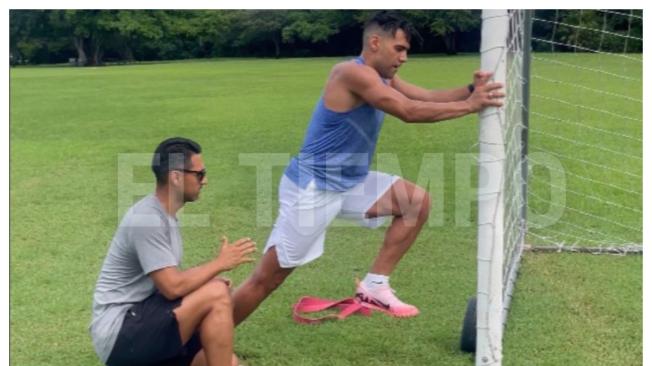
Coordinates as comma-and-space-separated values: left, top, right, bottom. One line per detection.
190, 351, 206, 366
232, 247, 294, 326
190, 350, 240, 366
190, 351, 240, 366
173, 280, 234, 366
365, 179, 431, 275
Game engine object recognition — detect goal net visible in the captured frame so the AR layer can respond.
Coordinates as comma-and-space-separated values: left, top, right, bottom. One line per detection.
469, 9, 642, 366
527, 9, 643, 251
473, 9, 531, 366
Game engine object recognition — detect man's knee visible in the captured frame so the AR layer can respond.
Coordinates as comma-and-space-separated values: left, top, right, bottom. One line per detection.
404, 185, 430, 220
417, 188, 431, 220
198, 280, 232, 309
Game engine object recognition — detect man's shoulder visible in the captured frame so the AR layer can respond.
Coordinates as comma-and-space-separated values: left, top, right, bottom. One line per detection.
332, 59, 372, 76
331, 60, 380, 88
121, 195, 167, 229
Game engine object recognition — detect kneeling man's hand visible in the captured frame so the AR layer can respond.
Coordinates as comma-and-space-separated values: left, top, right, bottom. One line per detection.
216, 236, 257, 271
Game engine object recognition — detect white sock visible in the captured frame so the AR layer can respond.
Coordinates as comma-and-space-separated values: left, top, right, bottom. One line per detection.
363, 273, 389, 290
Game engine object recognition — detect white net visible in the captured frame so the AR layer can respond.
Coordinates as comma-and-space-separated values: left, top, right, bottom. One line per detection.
527, 10, 643, 249
473, 9, 642, 366
501, 9, 529, 322
476, 9, 530, 366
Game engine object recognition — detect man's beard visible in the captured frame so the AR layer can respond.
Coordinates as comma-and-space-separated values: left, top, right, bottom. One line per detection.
183, 189, 200, 203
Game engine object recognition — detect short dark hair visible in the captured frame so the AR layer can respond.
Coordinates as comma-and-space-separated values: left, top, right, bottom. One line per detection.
151, 137, 202, 185
363, 11, 419, 43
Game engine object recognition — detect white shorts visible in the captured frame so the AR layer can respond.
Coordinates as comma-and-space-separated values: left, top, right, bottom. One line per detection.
265, 171, 399, 268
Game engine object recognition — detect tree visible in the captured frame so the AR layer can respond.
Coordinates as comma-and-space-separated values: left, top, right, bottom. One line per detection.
416, 10, 480, 55
160, 10, 234, 59
9, 10, 642, 66
10, 10, 66, 64
47, 10, 110, 66
282, 11, 342, 44
97, 10, 165, 62
228, 10, 286, 58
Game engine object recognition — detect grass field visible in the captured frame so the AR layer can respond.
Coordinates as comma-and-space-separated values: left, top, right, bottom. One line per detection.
10, 55, 641, 365
526, 52, 642, 247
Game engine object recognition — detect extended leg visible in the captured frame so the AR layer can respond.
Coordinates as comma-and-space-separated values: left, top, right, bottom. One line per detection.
231, 247, 294, 326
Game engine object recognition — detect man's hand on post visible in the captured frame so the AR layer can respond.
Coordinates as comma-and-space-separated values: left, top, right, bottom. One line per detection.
467, 70, 505, 112
472, 70, 493, 88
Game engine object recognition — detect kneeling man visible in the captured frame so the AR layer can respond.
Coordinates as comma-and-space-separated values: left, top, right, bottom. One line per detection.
90, 137, 256, 366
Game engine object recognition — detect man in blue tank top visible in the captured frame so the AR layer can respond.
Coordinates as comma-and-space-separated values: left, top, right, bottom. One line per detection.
233, 11, 504, 321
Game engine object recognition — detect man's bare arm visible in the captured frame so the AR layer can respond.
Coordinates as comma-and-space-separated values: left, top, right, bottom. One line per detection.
149, 237, 256, 300
391, 75, 470, 102
343, 64, 504, 123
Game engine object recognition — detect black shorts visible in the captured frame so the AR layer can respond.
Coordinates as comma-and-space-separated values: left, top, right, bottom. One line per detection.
106, 292, 202, 366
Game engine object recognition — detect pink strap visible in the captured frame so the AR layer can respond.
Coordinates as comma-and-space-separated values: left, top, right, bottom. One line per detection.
292, 296, 372, 324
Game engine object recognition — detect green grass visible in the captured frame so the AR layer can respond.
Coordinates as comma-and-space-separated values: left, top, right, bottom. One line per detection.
527, 53, 642, 246
10, 55, 641, 365
505, 254, 642, 366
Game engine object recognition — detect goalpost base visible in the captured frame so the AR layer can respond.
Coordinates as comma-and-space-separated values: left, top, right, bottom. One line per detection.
460, 296, 477, 353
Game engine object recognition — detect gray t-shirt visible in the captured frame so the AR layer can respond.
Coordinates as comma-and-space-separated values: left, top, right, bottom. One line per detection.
89, 194, 183, 363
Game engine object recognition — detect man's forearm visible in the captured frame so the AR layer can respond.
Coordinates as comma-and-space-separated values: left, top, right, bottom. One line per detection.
401, 99, 474, 123
427, 85, 471, 103
162, 259, 227, 299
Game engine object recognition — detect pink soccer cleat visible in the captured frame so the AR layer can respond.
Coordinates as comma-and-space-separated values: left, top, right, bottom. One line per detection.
355, 281, 420, 318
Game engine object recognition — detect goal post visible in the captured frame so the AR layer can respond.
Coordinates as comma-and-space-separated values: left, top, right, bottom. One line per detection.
476, 9, 508, 365
464, 10, 533, 366
461, 8, 641, 365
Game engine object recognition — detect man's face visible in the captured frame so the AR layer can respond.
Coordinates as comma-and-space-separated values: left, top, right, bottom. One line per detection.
377, 29, 410, 79
179, 153, 207, 202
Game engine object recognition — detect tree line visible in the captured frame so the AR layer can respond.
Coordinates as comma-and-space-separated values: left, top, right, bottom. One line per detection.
10, 10, 642, 66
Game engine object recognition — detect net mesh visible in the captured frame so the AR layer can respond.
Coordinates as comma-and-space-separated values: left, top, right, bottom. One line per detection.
527, 10, 643, 248
475, 9, 641, 365
501, 10, 528, 319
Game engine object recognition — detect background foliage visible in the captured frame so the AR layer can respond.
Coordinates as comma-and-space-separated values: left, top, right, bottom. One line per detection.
10, 10, 643, 66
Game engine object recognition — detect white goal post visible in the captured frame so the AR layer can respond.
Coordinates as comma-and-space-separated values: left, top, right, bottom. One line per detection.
474, 10, 532, 366
463, 8, 641, 366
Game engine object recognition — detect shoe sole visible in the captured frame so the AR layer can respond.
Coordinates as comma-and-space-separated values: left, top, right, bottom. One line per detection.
355, 292, 420, 318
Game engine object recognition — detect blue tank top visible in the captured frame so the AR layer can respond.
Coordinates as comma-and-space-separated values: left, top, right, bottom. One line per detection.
285, 56, 386, 192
